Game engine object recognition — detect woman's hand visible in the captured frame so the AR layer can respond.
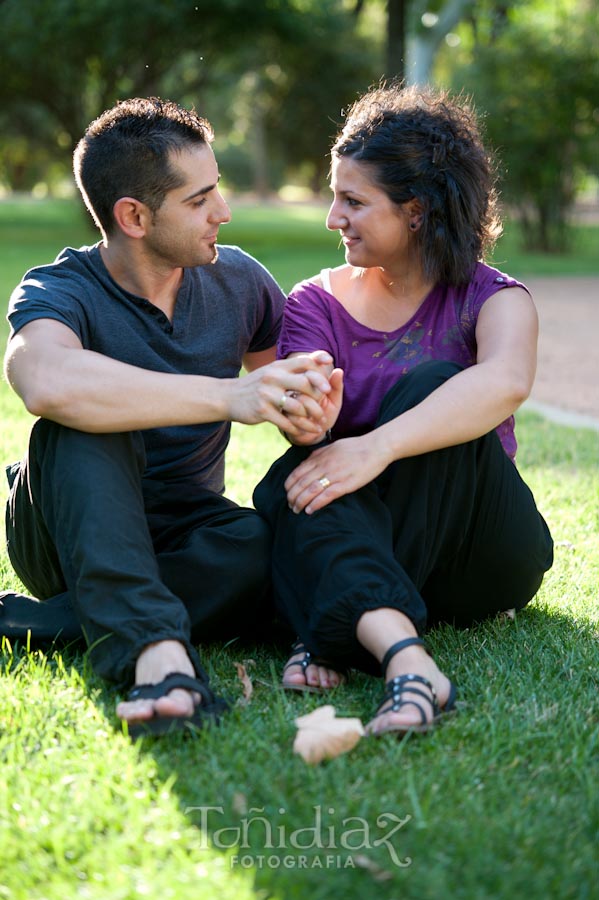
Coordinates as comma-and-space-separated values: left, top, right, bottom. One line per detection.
282, 367, 344, 445
285, 429, 392, 514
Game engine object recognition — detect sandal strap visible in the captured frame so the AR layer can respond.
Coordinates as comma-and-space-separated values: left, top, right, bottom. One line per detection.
128, 672, 217, 707
380, 637, 426, 676
374, 673, 440, 725
282, 641, 349, 679
283, 640, 314, 676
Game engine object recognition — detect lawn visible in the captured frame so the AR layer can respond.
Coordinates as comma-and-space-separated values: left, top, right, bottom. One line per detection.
0, 198, 598, 900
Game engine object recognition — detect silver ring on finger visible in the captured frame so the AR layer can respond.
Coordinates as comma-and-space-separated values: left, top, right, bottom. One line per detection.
278, 393, 288, 411
318, 476, 331, 489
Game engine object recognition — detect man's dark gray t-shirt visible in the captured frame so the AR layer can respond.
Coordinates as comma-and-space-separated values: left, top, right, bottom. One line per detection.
7, 243, 286, 493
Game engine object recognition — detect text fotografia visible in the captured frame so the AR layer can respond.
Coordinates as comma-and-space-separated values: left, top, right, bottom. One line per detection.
185, 805, 412, 869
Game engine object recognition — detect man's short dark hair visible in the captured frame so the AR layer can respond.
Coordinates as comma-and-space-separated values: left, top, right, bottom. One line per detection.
73, 97, 214, 236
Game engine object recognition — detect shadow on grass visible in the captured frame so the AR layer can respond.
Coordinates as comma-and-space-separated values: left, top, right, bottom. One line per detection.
2, 591, 598, 900
74, 599, 599, 898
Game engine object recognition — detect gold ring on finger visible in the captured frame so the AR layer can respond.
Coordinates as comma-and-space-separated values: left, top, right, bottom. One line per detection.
318, 476, 331, 489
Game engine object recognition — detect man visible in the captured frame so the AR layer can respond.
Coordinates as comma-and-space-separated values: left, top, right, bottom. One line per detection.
1, 97, 331, 736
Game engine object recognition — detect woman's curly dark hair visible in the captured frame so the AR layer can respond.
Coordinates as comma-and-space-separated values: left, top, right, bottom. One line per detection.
332, 82, 502, 285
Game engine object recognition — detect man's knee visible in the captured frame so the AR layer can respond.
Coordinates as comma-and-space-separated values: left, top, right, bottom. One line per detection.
30, 419, 146, 476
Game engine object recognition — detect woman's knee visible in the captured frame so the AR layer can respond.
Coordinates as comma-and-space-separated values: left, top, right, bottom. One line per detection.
378, 360, 464, 423
253, 444, 313, 519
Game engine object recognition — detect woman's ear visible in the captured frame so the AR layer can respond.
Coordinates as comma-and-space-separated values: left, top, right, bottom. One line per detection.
112, 197, 152, 238
405, 198, 424, 232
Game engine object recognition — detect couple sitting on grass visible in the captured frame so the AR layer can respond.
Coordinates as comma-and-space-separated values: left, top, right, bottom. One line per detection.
1, 86, 553, 739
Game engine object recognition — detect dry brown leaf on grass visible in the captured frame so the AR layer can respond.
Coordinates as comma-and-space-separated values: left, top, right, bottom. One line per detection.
232, 792, 248, 815
293, 705, 365, 764
352, 854, 394, 882
234, 660, 254, 704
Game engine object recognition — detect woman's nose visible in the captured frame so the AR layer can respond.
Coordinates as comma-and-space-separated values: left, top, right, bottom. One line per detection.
326, 198, 344, 231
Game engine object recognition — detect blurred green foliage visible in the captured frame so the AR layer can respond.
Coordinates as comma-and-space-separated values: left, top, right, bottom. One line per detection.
1, 0, 596, 253
447, 0, 599, 252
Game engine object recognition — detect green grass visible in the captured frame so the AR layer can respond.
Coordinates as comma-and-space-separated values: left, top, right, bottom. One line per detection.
489, 220, 599, 278
0, 198, 598, 900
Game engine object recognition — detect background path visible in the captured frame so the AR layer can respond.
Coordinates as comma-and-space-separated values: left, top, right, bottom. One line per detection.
524, 276, 599, 431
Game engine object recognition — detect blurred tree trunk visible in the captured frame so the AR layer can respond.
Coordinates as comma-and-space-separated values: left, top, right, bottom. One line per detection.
252, 100, 270, 199
386, 0, 407, 80
407, 0, 475, 84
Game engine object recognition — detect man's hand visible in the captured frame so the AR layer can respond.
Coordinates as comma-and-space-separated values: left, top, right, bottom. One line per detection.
226, 351, 334, 436
280, 367, 344, 445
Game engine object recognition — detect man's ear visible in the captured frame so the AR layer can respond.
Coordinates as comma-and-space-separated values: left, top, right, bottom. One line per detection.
112, 197, 152, 238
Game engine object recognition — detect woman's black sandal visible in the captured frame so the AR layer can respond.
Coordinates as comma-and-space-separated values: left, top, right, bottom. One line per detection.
370, 637, 457, 736
282, 639, 347, 694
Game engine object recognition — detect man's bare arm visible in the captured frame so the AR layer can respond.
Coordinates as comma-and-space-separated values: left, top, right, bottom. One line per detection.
5, 319, 332, 436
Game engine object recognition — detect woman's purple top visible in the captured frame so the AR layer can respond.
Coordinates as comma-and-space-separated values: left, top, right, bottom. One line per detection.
278, 262, 528, 462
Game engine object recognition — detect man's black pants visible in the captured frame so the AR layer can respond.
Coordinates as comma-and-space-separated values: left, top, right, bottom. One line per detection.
4, 420, 272, 683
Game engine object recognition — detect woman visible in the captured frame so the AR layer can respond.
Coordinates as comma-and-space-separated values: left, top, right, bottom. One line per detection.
253, 83, 554, 737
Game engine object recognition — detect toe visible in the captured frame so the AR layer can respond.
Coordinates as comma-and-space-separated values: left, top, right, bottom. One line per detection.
307, 663, 326, 688
281, 650, 308, 688
366, 707, 425, 735
282, 672, 308, 688
153, 688, 198, 718
326, 666, 345, 688
117, 687, 199, 723
281, 650, 345, 691
116, 698, 157, 723
314, 664, 344, 689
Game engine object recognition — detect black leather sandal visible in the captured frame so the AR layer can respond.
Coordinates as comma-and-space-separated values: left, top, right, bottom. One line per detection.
370, 637, 457, 736
125, 671, 229, 739
282, 639, 347, 694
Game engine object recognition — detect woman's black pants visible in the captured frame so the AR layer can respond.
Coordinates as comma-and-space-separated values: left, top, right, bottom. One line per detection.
253, 361, 554, 675
4, 419, 272, 683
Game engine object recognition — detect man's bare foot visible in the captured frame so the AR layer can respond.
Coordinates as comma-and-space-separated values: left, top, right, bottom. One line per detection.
282, 641, 346, 692
116, 640, 199, 724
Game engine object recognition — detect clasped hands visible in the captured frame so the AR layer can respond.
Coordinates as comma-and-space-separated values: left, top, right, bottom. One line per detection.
277, 357, 343, 446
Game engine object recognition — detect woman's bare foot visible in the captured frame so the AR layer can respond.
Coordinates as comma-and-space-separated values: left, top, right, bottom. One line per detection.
367, 640, 453, 734
356, 609, 453, 734
282, 642, 345, 692
116, 640, 199, 724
